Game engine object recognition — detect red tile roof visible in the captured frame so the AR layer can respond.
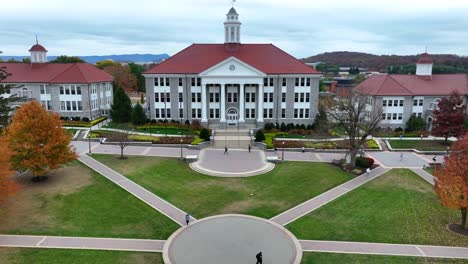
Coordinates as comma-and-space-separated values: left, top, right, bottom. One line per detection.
354, 74, 468, 96
28, 44, 48, 52
417, 53, 433, 64
0, 63, 113, 84
144, 44, 320, 75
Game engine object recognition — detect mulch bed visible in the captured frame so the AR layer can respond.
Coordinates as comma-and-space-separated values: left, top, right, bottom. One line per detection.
448, 223, 468, 236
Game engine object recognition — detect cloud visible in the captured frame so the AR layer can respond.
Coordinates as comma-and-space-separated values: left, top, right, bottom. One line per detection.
1, 0, 468, 57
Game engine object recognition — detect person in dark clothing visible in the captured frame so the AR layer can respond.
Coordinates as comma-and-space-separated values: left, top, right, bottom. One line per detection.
432, 156, 437, 162
185, 213, 190, 225
224, 147, 228, 155
256, 252, 262, 264
248, 144, 251, 153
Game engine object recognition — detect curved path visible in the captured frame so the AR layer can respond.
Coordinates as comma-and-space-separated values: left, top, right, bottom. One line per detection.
163, 215, 302, 264
190, 149, 275, 177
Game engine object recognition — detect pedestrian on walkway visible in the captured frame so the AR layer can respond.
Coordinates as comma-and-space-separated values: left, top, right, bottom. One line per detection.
432, 156, 437, 162
420, 134, 423, 141
185, 213, 190, 225
400, 152, 404, 161
399, 133, 403, 140
274, 147, 278, 153
366, 167, 370, 176
256, 252, 262, 264
248, 144, 251, 153
302, 146, 305, 153
224, 147, 228, 155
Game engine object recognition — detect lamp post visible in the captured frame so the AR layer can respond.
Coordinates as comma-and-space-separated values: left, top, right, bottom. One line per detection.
180, 138, 183, 159
88, 127, 92, 154
282, 141, 285, 161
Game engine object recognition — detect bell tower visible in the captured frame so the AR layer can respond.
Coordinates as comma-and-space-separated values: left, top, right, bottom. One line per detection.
29, 36, 48, 63
224, 7, 241, 43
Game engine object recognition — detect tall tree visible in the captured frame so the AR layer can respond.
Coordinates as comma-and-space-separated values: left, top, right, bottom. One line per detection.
103, 64, 137, 93
329, 92, 383, 167
0, 134, 20, 199
431, 92, 465, 143
50, 55, 85, 63
128, 63, 146, 92
110, 87, 132, 123
0, 67, 24, 128
96, 60, 117, 69
131, 103, 147, 125
434, 133, 468, 230
5, 101, 76, 180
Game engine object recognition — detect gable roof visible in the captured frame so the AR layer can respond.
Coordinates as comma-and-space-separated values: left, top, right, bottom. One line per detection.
354, 74, 468, 96
144, 44, 320, 75
0, 63, 113, 84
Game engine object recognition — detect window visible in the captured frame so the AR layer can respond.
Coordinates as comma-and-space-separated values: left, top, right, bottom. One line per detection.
209, 109, 214, 118
264, 78, 268, 86
263, 93, 268, 103
215, 109, 220, 118
305, 109, 309, 118
215, 93, 219, 103
387, 113, 392, 120
269, 78, 274, 87
398, 113, 403, 120
300, 93, 304, 103
197, 93, 201, 102
392, 113, 397, 120
178, 109, 183, 118
246, 93, 250, 103
399, 100, 404, 107
165, 93, 171, 102
71, 87, 76, 95
281, 108, 286, 118
77, 86, 81, 95
191, 78, 196, 86
282, 93, 286, 103
388, 100, 393, 107
65, 87, 70, 95
430, 99, 440, 110
282, 78, 286, 86
40, 85, 46, 94
178, 78, 183, 86
66, 101, 71, 111
269, 109, 273, 118
251, 93, 255, 102
419, 100, 423, 106
155, 93, 160, 102
165, 78, 170, 86
209, 93, 214, 103
78, 101, 82, 111
228, 93, 232, 103
233, 93, 238, 103
269, 93, 273, 103
382, 100, 387, 107
305, 93, 310, 103
306, 78, 311, 86
300, 78, 305, 86
299, 109, 304, 118
294, 93, 299, 102
154, 78, 159, 86
382, 113, 386, 120
179, 92, 183, 103
417, 113, 422, 118
294, 109, 298, 118
295, 78, 299, 86
413, 99, 418, 106
197, 78, 201, 86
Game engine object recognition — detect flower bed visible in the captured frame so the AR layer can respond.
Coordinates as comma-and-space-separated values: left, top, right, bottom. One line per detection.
62, 116, 107, 127
272, 139, 380, 150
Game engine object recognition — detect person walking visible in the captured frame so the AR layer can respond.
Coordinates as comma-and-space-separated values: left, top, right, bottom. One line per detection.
399, 133, 403, 140
274, 147, 278, 153
301, 146, 305, 153
432, 156, 437, 162
224, 147, 228, 155
400, 152, 404, 162
256, 252, 262, 264
366, 167, 370, 176
248, 144, 251, 153
185, 213, 190, 225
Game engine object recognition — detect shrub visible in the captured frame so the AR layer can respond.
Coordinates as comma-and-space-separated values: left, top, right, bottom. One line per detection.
306, 124, 313, 130
191, 137, 205, 145
275, 123, 280, 130
264, 122, 274, 130
199, 128, 211, 141
280, 122, 287, 132
394, 127, 403, 132
365, 139, 379, 149
286, 123, 295, 131
82, 117, 90, 122
405, 116, 426, 132
191, 120, 201, 130
158, 137, 193, 144
128, 135, 160, 144
255, 130, 266, 142
356, 157, 375, 168
185, 120, 190, 125
300, 124, 306, 130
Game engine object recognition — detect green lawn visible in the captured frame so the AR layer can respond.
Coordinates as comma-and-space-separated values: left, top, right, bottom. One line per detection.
0, 248, 162, 264
91, 154, 354, 219
0, 161, 179, 239
287, 169, 468, 247
302, 252, 468, 264
388, 140, 452, 151
424, 167, 435, 175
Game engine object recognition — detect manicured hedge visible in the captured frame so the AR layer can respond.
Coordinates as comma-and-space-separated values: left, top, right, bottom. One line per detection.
356, 157, 374, 168
63, 116, 107, 127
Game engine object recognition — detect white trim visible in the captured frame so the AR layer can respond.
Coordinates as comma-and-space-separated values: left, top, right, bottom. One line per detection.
199, 56, 266, 77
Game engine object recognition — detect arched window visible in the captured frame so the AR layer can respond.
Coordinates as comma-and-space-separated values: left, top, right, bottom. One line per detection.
230, 27, 234, 41
430, 98, 440, 110
225, 28, 228, 41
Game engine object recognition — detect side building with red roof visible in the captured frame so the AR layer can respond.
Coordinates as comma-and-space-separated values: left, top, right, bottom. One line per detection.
0, 41, 113, 120
143, 7, 321, 128
354, 53, 468, 131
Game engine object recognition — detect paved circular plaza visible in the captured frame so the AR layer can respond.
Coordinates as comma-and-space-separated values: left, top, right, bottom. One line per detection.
163, 214, 302, 264
190, 149, 275, 177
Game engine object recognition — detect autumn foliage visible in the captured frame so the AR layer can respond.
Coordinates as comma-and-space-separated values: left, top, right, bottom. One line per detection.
0, 134, 20, 199
5, 101, 76, 179
103, 64, 137, 93
432, 92, 466, 143
434, 133, 468, 230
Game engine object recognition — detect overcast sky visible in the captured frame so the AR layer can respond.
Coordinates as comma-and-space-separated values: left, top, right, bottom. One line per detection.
1, 0, 468, 58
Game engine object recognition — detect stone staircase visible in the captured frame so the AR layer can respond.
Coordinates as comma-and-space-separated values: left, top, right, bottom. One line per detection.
212, 127, 252, 149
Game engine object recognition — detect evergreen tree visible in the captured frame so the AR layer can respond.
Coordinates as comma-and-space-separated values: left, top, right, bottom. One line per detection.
405, 116, 426, 132
255, 130, 266, 142
199, 128, 211, 141
110, 87, 132, 123
131, 103, 147, 125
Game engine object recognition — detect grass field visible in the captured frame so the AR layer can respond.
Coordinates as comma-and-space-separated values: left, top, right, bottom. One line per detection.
301, 252, 468, 264
388, 140, 451, 151
0, 161, 179, 239
0, 248, 163, 264
91, 154, 354, 219
287, 169, 468, 247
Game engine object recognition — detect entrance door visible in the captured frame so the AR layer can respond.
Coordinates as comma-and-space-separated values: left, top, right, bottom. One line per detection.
226, 108, 238, 125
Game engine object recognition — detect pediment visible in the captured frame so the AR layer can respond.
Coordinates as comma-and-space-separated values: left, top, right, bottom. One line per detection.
200, 57, 266, 77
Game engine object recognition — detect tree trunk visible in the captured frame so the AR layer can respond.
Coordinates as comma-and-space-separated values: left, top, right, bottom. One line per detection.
350, 148, 358, 168
445, 135, 448, 144
120, 146, 124, 159
461, 207, 467, 230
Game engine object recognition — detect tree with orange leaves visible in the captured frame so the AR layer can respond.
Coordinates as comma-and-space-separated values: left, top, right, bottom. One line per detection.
0, 134, 19, 198
103, 64, 137, 93
434, 133, 468, 231
5, 101, 76, 181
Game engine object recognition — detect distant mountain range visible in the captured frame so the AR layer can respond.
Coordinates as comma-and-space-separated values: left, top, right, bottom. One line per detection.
0, 54, 170, 64
302, 51, 468, 71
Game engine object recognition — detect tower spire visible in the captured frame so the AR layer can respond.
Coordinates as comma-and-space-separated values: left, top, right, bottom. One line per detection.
36, 34, 38, 45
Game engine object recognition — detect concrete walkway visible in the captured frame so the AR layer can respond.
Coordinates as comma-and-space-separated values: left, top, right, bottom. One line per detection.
0, 235, 165, 252
410, 168, 435, 185
270, 167, 390, 226
300, 240, 468, 259
78, 154, 195, 226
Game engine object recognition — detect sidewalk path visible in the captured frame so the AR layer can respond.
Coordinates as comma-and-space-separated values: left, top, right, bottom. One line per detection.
410, 168, 435, 185
300, 240, 468, 259
0, 235, 165, 252
270, 167, 389, 226
78, 154, 195, 226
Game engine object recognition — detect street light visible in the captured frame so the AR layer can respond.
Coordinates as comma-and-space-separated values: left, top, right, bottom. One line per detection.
282, 141, 285, 161
88, 127, 92, 154
180, 138, 183, 159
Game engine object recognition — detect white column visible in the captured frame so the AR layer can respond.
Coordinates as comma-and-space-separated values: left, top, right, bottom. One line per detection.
239, 84, 245, 122
220, 83, 226, 122
257, 83, 264, 122
201, 83, 208, 123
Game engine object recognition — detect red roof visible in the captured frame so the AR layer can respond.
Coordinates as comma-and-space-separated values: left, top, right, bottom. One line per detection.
354, 74, 468, 96
0, 63, 113, 84
144, 44, 320, 75
29, 44, 48, 52
417, 53, 433, 64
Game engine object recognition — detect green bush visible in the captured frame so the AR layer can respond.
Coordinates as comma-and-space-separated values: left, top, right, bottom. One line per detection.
365, 139, 379, 149
255, 130, 266, 142
405, 116, 426, 132
191, 137, 205, 145
199, 128, 211, 141
128, 134, 160, 143
356, 157, 374, 168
